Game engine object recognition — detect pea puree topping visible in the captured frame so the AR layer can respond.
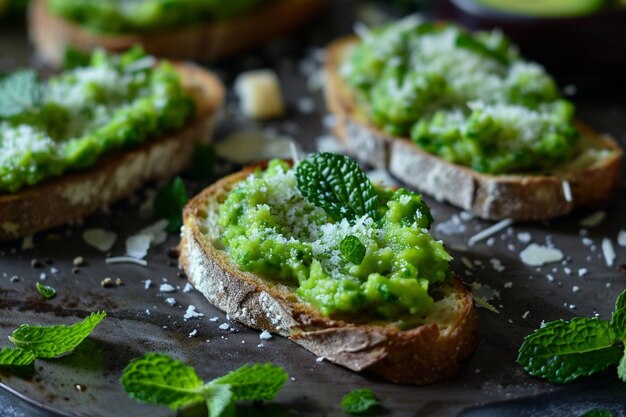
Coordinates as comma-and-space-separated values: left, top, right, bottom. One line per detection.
0, 48, 194, 193
48, 0, 273, 34
342, 17, 580, 174
217, 159, 452, 320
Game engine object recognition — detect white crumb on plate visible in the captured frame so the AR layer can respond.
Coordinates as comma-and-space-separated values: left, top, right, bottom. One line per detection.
572, 285, 580, 293
468, 219, 513, 246
259, 330, 272, 340
183, 282, 194, 293
159, 283, 175, 293
561, 180, 573, 202
125, 234, 152, 259
517, 232, 532, 243
219, 323, 230, 330
188, 329, 198, 338
184, 305, 204, 321
144, 279, 152, 290
618, 230, 626, 247
209, 317, 219, 322
105, 256, 148, 266
165, 297, 176, 306
316, 356, 326, 363
602, 238, 616, 267
578, 268, 588, 277
520, 244, 564, 266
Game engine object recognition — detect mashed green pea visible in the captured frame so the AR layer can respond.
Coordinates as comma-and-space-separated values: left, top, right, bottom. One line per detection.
217, 160, 452, 320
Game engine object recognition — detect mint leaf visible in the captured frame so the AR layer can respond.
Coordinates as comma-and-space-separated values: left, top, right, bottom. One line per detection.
155, 176, 188, 233
455, 34, 508, 65
340, 235, 366, 265
610, 290, 626, 340
581, 409, 615, 417
340, 388, 380, 415
121, 353, 204, 410
36, 282, 56, 299
517, 318, 622, 383
0, 70, 44, 118
296, 153, 380, 223
9, 311, 106, 358
0, 348, 36, 367
202, 384, 235, 417
211, 363, 288, 401
618, 348, 626, 382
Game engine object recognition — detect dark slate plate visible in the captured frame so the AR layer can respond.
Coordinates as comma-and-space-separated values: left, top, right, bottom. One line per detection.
1, 1, 626, 416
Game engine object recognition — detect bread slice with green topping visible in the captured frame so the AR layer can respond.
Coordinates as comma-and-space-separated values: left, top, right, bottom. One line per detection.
29, 0, 326, 67
0, 62, 224, 241
325, 35, 623, 221
179, 164, 479, 384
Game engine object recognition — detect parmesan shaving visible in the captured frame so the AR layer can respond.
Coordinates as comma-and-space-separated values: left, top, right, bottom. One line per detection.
105, 256, 147, 266
561, 180, 572, 202
580, 211, 606, 228
468, 219, 513, 246
83, 229, 117, 252
602, 238, 616, 267
519, 244, 564, 266
618, 230, 626, 247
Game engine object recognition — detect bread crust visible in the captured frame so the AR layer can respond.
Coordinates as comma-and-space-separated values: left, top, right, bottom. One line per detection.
325, 36, 623, 221
179, 168, 479, 384
29, 0, 327, 67
0, 63, 224, 241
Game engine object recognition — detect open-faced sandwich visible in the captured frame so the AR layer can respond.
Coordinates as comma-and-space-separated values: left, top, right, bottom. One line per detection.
325, 17, 623, 221
29, 0, 327, 67
179, 152, 478, 384
0, 48, 224, 241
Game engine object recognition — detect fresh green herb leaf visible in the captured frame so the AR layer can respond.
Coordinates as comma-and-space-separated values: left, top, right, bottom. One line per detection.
202, 384, 235, 417
296, 153, 380, 223
340, 388, 380, 415
154, 176, 188, 233
191, 143, 215, 181
0, 69, 44, 118
211, 363, 288, 401
580, 409, 615, 417
611, 290, 626, 340
62, 47, 91, 70
9, 311, 106, 358
0, 347, 36, 367
517, 318, 622, 383
122, 354, 289, 414
121, 353, 204, 410
455, 34, 508, 65
340, 235, 366, 265
618, 349, 626, 382
35, 282, 56, 299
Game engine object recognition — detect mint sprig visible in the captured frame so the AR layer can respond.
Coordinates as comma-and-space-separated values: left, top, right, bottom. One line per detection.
340, 388, 380, 415
121, 353, 288, 416
340, 235, 366, 265
9, 311, 106, 358
296, 153, 380, 223
36, 282, 56, 299
154, 176, 188, 233
518, 290, 626, 383
0, 312, 105, 368
0, 70, 45, 118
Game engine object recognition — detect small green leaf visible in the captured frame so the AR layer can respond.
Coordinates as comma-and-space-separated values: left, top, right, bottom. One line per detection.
340, 388, 380, 415
610, 289, 626, 340
296, 153, 380, 223
455, 34, 508, 65
211, 363, 288, 401
580, 409, 615, 417
121, 353, 204, 410
0, 348, 36, 367
9, 311, 106, 358
617, 348, 626, 382
0, 70, 44, 118
62, 47, 91, 70
340, 235, 366, 265
154, 177, 188, 233
203, 384, 235, 417
36, 282, 56, 299
517, 318, 621, 383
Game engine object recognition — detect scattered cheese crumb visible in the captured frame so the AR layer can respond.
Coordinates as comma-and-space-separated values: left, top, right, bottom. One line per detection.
183, 282, 194, 293
165, 297, 176, 306
184, 305, 204, 320
105, 256, 147, 266
522, 311, 530, 319
578, 268, 588, 277
572, 285, 580, 293
83, 229, 117, 252
144, 279, 152, 289
125, 234, 152, 259
316, 356, 325, 363
159, 283, 175, 293
259, 330, 272, 340
618, 230, 626, 247
517, 232, 532, 243
520, 244, 564, 266
219, 323, 230, 330
235, 69, 285, 120
188, 329, 198, 338
561, 180, 573, 202
209, 317, 219, 322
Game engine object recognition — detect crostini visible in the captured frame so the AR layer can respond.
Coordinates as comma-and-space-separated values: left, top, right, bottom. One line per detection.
29, 0, 327, 67
0, 48, 224, 240
324, 17, 622, 221
179, 153, 478, 384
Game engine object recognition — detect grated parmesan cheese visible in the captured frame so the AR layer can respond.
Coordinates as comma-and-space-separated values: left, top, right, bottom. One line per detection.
519, 244, 564, 266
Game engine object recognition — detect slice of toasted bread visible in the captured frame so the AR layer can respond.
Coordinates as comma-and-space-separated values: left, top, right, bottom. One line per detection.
0, 63, 224, 241
179, 167, 479, 384
325, 36, 623, 221
29, 0, 327, 67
